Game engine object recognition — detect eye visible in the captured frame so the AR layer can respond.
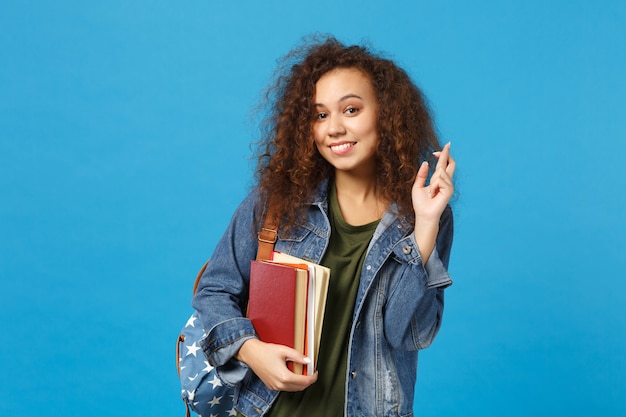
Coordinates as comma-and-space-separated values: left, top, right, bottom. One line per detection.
316, 112, 328, 120
344, 107, 360, 115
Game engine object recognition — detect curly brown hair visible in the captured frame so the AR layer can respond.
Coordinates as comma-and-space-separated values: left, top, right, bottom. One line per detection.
253, 35, 442, 230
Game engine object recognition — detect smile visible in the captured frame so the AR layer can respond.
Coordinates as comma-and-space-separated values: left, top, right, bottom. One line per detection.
330, 142, 356, 153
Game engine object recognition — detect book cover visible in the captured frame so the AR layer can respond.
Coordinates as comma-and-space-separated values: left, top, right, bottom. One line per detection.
247, 260, 308, 373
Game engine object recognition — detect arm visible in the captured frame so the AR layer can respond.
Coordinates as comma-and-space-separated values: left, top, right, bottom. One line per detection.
383, 143, 456, 350
411, 207, 454, 349
192, 192, 316, 390
383, 207, 454, 350
191, 192, 260, 385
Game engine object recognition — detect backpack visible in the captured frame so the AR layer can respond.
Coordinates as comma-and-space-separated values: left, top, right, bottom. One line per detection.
176, 209, 278, 416
176, 261, 235, 417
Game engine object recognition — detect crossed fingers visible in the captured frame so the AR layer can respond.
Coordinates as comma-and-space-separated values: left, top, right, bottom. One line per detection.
429, 142, 455, 198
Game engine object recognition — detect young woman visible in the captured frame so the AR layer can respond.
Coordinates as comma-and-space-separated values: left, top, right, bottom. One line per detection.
192, 36, 456, 417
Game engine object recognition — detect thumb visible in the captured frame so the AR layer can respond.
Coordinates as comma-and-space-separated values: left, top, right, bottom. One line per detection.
281, 346, 311, 365
413, 161, 429, 189
289, 354, 312, 366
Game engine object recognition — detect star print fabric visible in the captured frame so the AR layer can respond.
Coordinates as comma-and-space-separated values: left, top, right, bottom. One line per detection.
178, 311, 236, 416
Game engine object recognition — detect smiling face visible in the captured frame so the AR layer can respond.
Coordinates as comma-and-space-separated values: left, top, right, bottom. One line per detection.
313, 67, 379, 178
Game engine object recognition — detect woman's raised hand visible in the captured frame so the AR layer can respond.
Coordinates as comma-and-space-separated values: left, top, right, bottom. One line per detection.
411, 142, 456, 263
412, 142, 456, 221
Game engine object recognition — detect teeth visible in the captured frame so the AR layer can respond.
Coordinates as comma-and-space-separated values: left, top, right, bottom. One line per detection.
331, 143, 354, 152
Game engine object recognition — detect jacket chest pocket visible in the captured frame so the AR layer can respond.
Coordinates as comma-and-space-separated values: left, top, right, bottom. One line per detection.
275, 222, 328, 263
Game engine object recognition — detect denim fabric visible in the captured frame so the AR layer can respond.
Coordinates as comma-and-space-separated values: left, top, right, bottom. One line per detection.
192, 181, 453, 417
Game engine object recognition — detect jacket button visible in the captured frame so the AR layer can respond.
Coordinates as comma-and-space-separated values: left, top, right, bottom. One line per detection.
402, 245, 411, 254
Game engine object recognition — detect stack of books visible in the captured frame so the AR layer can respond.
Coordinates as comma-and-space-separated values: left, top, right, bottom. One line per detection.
247, 251, 330, 375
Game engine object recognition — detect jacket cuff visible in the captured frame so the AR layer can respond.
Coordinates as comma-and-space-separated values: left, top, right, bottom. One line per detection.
406, 234, 453, 289
423, 246, 453, 289
200, 317, 257, 386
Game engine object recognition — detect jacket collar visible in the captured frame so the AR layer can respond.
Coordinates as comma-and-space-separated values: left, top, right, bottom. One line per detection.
309, 179, 414, 243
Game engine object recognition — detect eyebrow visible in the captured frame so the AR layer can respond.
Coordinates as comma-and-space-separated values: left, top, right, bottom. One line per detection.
315, 93, 364, 107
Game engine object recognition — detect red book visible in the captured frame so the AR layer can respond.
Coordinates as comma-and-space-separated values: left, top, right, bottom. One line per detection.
247, 260, 308, 372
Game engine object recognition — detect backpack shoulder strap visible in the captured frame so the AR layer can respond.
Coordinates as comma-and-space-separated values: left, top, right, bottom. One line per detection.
256, 202, 278, 261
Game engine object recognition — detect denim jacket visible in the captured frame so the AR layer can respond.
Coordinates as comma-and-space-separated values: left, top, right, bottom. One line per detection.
192, 181, 453, 417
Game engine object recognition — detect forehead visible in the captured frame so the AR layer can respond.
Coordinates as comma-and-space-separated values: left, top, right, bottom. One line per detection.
314, 68, 375, 101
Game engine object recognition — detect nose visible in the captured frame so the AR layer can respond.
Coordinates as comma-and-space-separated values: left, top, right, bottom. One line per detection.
327, 115, 346, 137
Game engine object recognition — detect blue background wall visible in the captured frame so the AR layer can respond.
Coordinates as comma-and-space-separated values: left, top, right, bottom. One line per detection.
1, 1, 624, 415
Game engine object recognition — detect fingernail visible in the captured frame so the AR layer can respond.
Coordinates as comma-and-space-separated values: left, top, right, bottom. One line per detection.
303, 357, 311, 364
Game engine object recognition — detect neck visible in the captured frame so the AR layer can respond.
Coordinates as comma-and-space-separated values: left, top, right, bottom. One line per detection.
334, 170, 378, 201
333, 170, 387, 225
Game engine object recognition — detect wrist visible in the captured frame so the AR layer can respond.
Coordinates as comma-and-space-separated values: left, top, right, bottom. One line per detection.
414, 214, 440, 228
414, 220, 439, 265
235, 338, 260, 363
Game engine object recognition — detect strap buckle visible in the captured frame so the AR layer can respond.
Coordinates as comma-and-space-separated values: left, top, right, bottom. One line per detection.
258, 227, 278, 244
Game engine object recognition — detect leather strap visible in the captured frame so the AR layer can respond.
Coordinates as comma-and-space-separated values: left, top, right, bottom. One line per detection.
191, 261, 209, 295
256, 225, 277, 261
255, 201, 279, 261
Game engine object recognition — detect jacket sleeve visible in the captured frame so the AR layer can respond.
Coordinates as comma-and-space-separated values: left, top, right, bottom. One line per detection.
384, 205, 454, 350
191, 191, 261, 386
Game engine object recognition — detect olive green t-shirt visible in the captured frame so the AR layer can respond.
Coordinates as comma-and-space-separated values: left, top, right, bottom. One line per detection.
264, 184, 379, 417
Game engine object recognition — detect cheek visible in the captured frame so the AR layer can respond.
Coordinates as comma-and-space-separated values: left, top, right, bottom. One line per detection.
312, 125, 325, 145
364, 118, 378, 136
314, 139, 326, 155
